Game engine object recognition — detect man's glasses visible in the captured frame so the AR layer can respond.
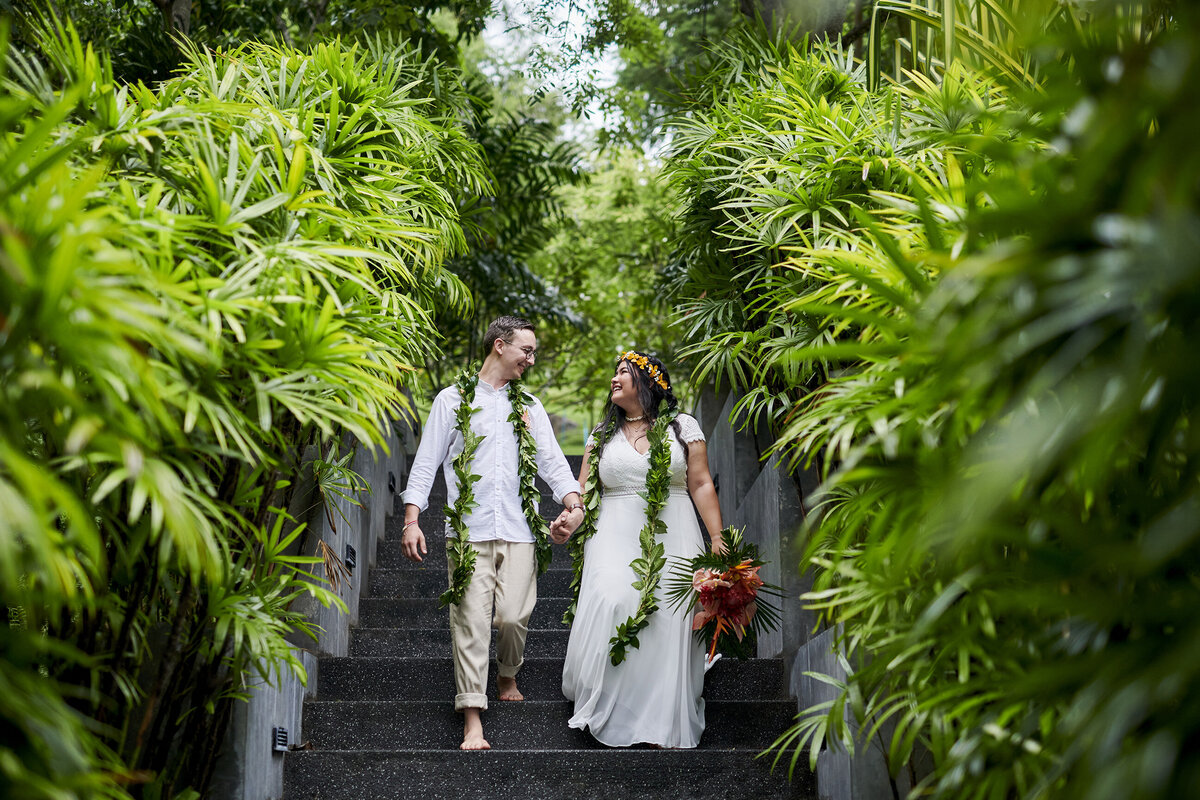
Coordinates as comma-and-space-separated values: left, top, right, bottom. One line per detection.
502, 339, 538, 359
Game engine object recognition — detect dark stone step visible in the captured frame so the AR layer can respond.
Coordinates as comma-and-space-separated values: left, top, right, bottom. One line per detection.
375, 537, 577, 571
317, 657, 787, 703
357, 597, 571, 629
350, 627, 569, 659
284, 749, 814, 800
302, 698, 797, 751
368, 567, 574, 599
392, 489, 565, 519
389, 494, 567, 528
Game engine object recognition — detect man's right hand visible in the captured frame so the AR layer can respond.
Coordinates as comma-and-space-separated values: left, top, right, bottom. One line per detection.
401, 524, 427, 562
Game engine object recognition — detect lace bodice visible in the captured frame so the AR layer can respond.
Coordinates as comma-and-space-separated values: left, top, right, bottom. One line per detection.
590, 414, 705, 493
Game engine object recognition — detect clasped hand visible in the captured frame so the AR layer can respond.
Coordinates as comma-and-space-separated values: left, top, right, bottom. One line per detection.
549, 507, 583, 544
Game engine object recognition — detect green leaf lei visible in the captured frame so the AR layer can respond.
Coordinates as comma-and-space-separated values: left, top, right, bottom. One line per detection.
439, 368, 482, 607
564, 403, 680, 666
508, 379, 555, 576
438, 367, 552, 608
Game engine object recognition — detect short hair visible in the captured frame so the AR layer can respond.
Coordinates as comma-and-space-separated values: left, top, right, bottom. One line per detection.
483, 316, 535, 355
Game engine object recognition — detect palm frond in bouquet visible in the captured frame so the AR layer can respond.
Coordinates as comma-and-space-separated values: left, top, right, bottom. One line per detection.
665, 526, 784, 660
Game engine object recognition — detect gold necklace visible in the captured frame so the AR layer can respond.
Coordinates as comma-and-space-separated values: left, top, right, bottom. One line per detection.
624, 420, 650, 443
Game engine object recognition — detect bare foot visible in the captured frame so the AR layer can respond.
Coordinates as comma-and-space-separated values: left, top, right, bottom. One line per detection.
497, 676, 524, 701
461, 708, 491, 751
461, 733, 491, 751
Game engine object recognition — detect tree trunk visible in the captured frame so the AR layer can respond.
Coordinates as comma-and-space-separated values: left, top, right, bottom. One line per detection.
132, 578, 198, 766
151, 0, 192, 37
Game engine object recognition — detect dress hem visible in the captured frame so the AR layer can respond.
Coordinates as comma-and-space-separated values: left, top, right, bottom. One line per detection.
567, 718, 701, 750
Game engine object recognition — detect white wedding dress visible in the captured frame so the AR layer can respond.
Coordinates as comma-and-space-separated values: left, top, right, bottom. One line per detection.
562, 413, 708, 748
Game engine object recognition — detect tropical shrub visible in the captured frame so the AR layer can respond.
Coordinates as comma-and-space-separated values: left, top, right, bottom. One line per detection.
662, 28, 1003, 447
1, 19, 485, 798
662, 1, 1196, 798
769, 5, 1199, 798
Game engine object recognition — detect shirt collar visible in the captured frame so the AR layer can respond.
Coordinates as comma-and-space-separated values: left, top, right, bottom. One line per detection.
477, 377, 510, 395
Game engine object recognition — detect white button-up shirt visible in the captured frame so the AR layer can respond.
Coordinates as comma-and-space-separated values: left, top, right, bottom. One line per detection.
402, 379, 579, 543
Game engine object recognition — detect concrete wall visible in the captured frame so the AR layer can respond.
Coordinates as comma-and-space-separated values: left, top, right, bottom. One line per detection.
695, 390, 899, 800
210, 415, 413, 800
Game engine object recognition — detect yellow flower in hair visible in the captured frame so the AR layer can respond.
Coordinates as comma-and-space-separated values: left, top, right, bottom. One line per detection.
618, 349, 670, 391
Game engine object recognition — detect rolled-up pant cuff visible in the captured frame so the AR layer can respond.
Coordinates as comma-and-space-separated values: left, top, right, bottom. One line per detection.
497, 659, 522, 679
455, 692, 488, 711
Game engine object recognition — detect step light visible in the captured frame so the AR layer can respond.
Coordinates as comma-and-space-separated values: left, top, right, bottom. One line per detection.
344, 543, 356, 573
272, 726, 289, 753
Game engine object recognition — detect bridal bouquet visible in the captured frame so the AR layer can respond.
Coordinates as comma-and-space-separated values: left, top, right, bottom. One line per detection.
665, 526, 782, 660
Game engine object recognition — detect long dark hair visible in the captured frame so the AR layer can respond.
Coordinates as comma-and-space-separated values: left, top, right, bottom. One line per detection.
592, 353, 688, 457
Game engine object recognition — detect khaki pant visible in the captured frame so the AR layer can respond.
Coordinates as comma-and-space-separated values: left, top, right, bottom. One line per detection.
447, 539, 537, 711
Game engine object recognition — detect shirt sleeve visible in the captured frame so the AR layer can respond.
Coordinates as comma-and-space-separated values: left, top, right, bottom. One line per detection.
401, 388, 456, 512
529, 397, 582, 502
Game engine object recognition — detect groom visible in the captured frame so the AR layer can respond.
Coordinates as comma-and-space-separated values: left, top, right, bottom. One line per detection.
400, 316, 585, 750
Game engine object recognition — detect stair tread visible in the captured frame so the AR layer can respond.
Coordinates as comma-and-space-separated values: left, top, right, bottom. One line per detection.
302, 697, 796, 750
305, 697, 793, 707
367, 567, 574, 599
284, 748, 813, 799
315, 655, 787, 702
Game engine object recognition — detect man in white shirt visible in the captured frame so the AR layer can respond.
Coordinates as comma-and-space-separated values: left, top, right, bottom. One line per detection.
400, 316, 584, 750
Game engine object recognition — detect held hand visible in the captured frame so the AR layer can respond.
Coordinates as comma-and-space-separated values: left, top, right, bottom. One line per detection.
402, 524, 427, 562
710, 535, 726, 557
549, 511, 571, 544
549, 507, 584, 543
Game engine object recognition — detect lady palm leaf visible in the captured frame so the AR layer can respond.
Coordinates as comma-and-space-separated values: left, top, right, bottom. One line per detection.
2, 20, 490, 797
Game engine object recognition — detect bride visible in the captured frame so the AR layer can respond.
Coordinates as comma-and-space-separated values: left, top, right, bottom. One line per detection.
551, 351, 725, 748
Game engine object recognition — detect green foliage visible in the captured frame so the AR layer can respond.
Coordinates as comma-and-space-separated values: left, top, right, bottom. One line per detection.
602, 0, 742, 143
783, 10, 1200, 795
528, 149, 678, 416
863, 0, 1174, 89
11, 0, 495, 84
427, 81, 590, 384
441, 367, 484, 607
509, 380, 557, 575
662, 27, 1000, 438
660, 3, 1199, 798
1, 18, 485, 796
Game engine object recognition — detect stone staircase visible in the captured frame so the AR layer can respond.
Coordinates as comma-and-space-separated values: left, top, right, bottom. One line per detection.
284, 457, 815, 799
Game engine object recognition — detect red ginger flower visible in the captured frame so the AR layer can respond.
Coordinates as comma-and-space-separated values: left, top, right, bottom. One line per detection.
691, 561, 764, 659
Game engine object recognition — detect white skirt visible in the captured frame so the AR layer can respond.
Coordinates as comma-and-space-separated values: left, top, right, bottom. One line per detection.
561, 490, 707, 748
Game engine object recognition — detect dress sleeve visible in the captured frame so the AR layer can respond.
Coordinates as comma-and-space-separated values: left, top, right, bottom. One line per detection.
676, 414, 705, 443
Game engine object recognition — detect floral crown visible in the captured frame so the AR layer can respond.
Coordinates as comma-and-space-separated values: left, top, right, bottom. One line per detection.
619, 350, 670, 391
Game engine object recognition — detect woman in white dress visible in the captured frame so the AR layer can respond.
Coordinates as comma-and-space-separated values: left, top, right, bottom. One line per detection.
555, 351, 726, 748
